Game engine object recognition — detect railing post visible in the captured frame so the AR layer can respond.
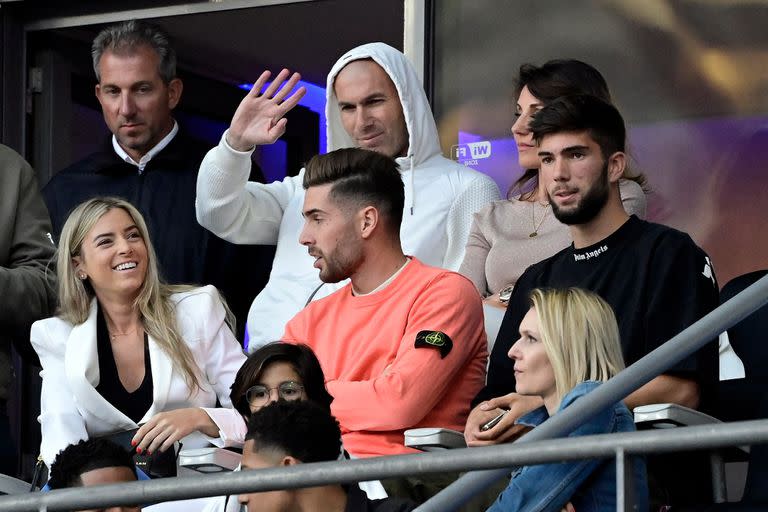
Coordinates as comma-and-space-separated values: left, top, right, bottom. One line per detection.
710, 451, 727, 503
615, 447, 636, 512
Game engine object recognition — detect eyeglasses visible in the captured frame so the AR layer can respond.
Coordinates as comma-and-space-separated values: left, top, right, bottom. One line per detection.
245, 381, 305, 406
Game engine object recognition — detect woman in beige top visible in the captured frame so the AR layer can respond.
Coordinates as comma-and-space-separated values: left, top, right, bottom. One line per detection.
460, 60, 647, 306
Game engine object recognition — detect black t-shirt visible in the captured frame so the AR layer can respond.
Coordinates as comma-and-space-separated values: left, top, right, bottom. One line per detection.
477, 216, 720, 410
95, 307, 153, 424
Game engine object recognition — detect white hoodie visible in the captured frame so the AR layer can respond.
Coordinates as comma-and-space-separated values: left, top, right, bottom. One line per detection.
196, 42, 500, 350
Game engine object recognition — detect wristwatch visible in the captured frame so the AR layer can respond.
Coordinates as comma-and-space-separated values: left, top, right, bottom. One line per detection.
498, 285, 515, 305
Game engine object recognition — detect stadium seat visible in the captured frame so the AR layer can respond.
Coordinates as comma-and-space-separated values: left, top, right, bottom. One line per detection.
404, 428, 466, 451
178, 447, 241, 474
0, 473, 31, 495
714, 270, 768, 423
637, 270, 768, 509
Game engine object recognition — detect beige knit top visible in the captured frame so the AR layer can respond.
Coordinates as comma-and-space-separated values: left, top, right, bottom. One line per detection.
458, 179, 647, 296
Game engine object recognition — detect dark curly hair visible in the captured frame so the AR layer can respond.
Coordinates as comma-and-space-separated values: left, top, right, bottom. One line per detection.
245, 400, 341, 464
48, 438, 136, 490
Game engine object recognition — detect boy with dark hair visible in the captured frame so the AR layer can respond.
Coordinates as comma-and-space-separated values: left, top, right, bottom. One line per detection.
48, 438, 140, 511
238, 401, 414, 512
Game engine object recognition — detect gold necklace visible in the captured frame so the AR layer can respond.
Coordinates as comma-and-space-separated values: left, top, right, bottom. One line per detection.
108, 326, 139, 341
529, 201, 550, 238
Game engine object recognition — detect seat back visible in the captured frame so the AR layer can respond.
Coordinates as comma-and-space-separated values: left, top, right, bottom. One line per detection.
715, 270, 768, 422
742, 396, 768, 505
0, 473, 30, 495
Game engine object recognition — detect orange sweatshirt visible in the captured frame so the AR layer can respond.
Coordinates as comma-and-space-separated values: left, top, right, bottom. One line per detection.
283, 257, 487, 458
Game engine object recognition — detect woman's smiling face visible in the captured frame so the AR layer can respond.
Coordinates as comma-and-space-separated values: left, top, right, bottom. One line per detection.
74, 207, 148, 302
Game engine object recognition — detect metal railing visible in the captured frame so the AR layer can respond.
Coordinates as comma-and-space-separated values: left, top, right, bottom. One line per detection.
0, 274, 765, 512
0, 420, 767, 512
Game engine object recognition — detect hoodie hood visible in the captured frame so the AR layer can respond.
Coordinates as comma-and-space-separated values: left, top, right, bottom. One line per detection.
325, 42, 442, 168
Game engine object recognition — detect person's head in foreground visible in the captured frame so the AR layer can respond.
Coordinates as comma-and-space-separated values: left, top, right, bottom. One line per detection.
510, 287, 624, 414
48, 438, 139, 512
300, 148, 404, 286
230, 342, 333, 419
238, 400, 414, 512
530, 94, 628, 227
237, 400, 344, 512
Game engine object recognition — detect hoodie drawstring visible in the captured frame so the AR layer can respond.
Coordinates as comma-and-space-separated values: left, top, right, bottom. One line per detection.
409, 157, 415, 215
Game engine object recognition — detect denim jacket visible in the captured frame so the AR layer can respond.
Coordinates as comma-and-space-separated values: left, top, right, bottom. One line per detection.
486, 381, 648, 512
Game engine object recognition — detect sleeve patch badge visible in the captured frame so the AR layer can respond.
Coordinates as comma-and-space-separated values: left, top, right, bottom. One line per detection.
415, 330, 453, 358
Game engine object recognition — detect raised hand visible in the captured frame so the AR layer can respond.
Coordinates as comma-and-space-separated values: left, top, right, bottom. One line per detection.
226, 69, 307, 151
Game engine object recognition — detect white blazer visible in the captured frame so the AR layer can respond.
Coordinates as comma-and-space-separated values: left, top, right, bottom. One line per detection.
31, 285, 247, 466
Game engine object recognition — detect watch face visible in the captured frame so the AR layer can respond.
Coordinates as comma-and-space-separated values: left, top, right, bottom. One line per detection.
499, 285, 514, 303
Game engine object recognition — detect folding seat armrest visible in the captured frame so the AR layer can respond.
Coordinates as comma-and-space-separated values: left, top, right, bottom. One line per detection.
633, 403, 720, 429
178, 447, 242, 473
0, 473, 33, 495
404, 428, 467, 451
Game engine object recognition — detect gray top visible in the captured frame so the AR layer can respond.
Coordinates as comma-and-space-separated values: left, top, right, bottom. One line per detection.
459, 178, 647, 296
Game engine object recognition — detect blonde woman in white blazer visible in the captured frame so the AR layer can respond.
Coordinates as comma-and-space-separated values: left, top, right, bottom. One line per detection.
32, 197, 247, 467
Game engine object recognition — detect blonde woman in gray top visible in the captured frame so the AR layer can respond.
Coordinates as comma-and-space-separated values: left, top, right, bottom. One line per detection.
460, 60, 646, 310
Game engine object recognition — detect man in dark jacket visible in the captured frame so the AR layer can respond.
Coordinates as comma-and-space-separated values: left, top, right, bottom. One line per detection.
0, 144, 57, 475
42, 20, 269, 338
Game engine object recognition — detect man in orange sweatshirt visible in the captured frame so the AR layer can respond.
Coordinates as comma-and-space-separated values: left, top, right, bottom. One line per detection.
283, 148, 487, 467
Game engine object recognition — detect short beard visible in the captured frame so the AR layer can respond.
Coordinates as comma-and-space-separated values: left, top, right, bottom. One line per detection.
317, 234, 362, 284
550, 161, 610, 225
319, 257, 355, 283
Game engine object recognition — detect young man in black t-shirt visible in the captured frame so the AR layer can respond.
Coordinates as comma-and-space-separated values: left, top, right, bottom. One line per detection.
465, 95, 719, 447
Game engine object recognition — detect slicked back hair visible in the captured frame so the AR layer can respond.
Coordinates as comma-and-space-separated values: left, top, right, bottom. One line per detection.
48, 439, 136, 490
530, 94, 626, 160
245, 400, 341, 464
303, 148, 404, 238
92, 19, 176, 84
